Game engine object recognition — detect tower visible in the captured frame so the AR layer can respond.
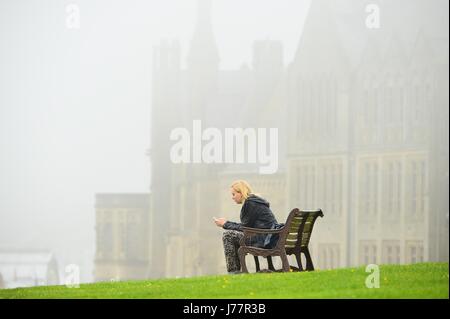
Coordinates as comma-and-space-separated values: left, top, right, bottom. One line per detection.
148, 39, 181, 278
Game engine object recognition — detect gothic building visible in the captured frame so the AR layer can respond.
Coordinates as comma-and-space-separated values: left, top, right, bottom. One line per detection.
137, 0, 448, 278
286, 0, 449, 268
94, 193, 150, 281
149, 0, 288, 277
0, 250, 60, 288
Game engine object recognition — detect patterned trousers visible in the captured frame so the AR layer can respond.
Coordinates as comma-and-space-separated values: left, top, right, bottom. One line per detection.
222, 230, 244, 273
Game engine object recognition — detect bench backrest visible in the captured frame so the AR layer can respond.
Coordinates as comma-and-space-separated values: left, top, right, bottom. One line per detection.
280, 208, 324, 250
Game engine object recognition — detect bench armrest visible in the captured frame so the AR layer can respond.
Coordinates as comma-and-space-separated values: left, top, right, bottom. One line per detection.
239, 226, 286, 248
241, 226, 285, 235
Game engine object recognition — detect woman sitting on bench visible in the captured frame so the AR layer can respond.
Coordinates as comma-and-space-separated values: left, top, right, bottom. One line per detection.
213, 180, 280, 274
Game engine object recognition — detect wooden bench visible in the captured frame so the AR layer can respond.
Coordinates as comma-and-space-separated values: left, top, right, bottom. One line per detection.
238, 208, 324, 273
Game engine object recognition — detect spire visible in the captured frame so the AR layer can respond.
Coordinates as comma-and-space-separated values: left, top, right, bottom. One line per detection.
196, 0, 212, 26
291, 0, 350, 73
187, 0, 219, 69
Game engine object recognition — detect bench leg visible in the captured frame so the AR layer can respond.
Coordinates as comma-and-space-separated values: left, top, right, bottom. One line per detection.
238, 248, 249, 273
280, 252, 290, 272
267, 256, 275, 271
254, 256, 260, 272
294, 251, 303, 271
304, 248, 314, 271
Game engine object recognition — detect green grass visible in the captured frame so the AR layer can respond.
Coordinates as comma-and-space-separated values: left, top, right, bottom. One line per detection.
0, 262, 448, 299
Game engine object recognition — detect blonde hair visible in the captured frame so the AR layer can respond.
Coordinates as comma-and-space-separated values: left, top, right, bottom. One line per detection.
230, 180, 253, 200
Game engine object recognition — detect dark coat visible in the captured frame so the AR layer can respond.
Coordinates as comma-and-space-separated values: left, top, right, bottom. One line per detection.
223, 194, 280, 248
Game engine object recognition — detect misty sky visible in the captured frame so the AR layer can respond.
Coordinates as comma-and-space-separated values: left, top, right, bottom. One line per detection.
0, 0, 310, 281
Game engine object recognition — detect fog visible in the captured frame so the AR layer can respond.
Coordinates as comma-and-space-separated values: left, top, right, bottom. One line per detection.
0, 0, 310, 285
0, 0, 448, 286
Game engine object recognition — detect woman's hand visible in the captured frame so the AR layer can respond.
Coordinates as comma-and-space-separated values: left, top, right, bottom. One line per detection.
213, 217, 227, 228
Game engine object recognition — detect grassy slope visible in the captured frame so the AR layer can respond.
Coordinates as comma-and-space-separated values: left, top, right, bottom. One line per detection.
0, 262, 448, 299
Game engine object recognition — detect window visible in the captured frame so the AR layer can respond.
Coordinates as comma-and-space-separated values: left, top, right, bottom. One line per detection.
319, 244, 340, 269
405, 241, 424, 264
359, 159, 379, 221
406, 158, 427, 220
382, 241, 400, 264
320, 160, 343, 217
126, 221, 140, 260
97, 222, 113, 259
298, 163, 316, 209
322, 165, 329, 213
411, 85, 426, 127
298, 81, 313, 140
359, 241, 377, 265
119, 221, 127, 259
363, 88, 378, 129
382, 160, 402, 221
327, 80, 337, 138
